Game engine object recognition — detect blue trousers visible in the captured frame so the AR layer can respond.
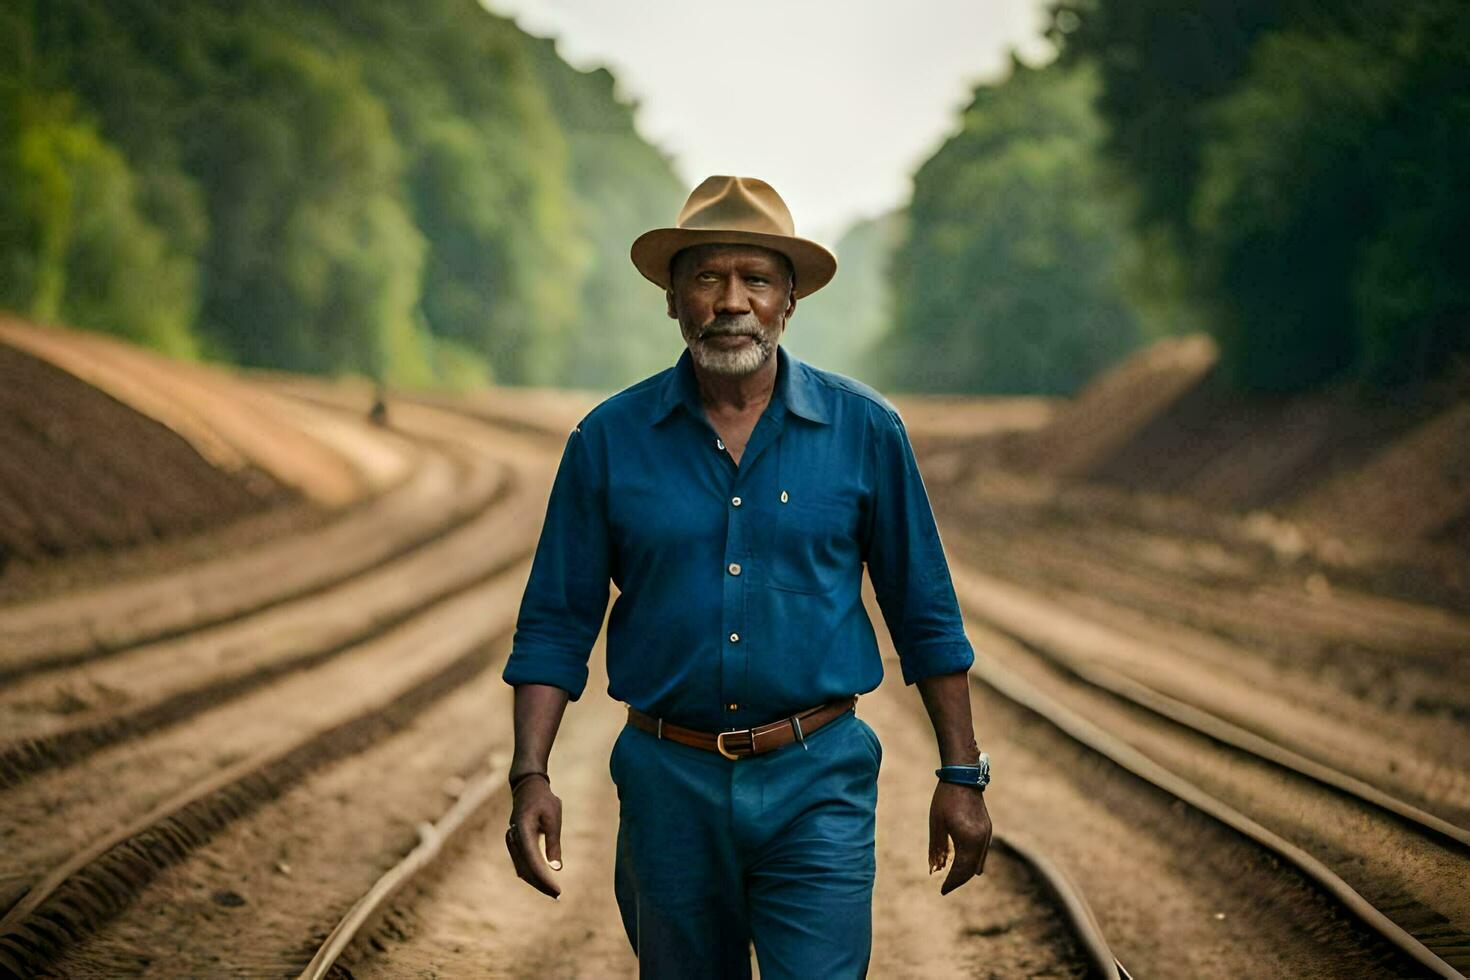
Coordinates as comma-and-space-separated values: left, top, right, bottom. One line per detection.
608, 706, 882, 979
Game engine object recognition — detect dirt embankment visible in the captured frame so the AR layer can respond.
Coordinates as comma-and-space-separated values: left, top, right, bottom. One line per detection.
0, 340, 295, 596
965, 333, 1470, 606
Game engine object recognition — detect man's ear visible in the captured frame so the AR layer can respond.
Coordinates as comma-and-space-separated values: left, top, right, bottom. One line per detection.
665, 288, 677, 319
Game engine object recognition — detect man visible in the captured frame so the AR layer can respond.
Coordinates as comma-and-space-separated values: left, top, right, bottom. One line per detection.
502, 176, 992, 978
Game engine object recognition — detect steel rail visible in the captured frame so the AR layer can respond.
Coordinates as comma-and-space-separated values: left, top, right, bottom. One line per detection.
377, 392, 1465, 977
968, 644, 1463, 978
0, 437, 485, 682
951, 573, 1470, 850
297, 762, 511, 980
992, 833, 1127, 980
0, 612, 519, 973
0, 383, 571, 976
0, 458, 524, 789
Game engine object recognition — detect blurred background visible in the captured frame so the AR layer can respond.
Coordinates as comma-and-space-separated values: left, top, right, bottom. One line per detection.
1, 3, 1468, 977
5, 0, 1464, 397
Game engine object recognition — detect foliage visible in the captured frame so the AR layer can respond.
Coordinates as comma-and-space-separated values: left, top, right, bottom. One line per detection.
875, 57, 1146, 395
0, 0, 683, 388
0, 83, 198, 356
783, 210, 904, 385
1051, 0, 1470, 390
520, 39, 686, 389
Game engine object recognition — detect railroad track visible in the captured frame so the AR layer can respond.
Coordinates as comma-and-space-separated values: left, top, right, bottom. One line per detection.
0, 389, 559, 975
990, 835, 1131, 980
0, 440, 527, 787
939, 502, 1470, 679
260, 397, 1121, 980
294, 754, 1130, 980
4, 375, 1460, 977
2, 386, 1117, 979
940, 522, 1470, 821
0, 419, 490, 682
949, 568, 1468, 977
286, 390, 1463, 979
952, 564, 1470, 845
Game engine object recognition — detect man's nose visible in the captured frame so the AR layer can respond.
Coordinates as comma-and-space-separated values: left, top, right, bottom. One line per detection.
713, 275, 751, 315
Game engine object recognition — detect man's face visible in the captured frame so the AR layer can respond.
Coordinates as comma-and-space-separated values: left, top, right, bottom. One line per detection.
667, 243, 797, 377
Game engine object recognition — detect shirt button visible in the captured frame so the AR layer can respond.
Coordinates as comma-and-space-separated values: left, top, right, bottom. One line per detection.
731, 496, 742, 507
716, 438, 725, 450
780, 490, 789, 503
728, 562, 741, 576
727, 702, 739, 711
729, 632, 740, 643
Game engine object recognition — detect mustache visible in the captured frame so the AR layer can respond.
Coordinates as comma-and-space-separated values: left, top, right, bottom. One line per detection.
700, 314, 762, 338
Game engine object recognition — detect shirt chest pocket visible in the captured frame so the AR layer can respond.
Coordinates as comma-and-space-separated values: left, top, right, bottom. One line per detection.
764, 482, 856, 595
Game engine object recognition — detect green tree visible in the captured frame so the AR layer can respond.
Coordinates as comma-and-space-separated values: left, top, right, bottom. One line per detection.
0, 0, 684, 388
521, 44, 686, 388
1193, 30, 1394, 389
184, 25, 431, 384
878, 57, 1145, 395
783, 210, 904, 384
1051, 0, 1470, 390
0, 86, 198, 356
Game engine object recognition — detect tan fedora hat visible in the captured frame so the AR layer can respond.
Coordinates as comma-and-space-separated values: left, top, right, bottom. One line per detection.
631, 176, 837, 299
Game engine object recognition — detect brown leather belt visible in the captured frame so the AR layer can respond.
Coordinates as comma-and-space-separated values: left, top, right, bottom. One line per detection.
626, 695, 858, 760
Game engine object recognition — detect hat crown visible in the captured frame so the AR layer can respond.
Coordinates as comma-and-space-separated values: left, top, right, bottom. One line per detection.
629, 174, 836, 298
676, 176, 796, 237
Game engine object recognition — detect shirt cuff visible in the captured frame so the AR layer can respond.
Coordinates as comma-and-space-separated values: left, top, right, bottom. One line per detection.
898, 637, 975, 686
501, 646, 590, 701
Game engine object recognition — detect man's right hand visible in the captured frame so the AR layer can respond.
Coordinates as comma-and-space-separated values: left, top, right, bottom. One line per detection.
505, 775, 563, 899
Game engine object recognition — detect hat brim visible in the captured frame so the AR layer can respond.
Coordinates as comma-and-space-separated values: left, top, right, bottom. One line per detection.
630, 228, 837, 299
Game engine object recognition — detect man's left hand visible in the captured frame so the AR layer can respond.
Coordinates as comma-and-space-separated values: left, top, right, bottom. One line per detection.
928, 781, 992, 895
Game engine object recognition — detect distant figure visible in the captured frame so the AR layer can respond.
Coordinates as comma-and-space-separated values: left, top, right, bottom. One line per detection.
501, 176, 992, 978
368, 384, 389, 427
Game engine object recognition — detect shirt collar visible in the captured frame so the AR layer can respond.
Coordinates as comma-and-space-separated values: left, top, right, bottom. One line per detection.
648, 343, 830, 427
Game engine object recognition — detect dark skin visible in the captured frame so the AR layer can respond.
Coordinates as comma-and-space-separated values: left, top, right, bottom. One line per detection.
667, 243, 795, 464
506, 243, 992, 899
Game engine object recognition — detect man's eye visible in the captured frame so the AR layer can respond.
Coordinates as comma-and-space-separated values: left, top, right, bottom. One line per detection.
748, 277, 768, 285
698, 273, 718, 282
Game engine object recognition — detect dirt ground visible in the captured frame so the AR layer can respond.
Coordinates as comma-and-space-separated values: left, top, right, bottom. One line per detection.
3, 339, 1466, 978
333, 604, 1089, 980
0, 344, 296, 581
993, 331, 1470, 570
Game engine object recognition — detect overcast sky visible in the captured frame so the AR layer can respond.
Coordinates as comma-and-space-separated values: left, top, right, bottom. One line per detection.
480, 0, 1054, 241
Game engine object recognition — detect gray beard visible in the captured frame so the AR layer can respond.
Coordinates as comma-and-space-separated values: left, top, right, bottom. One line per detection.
685, 313, 780, 376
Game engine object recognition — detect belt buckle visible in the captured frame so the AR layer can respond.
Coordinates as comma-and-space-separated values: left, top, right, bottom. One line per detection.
716, 728, 751, 760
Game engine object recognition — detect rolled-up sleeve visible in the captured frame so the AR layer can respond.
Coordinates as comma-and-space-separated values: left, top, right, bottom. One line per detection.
501, 422, 611, 700
862, 406, 975, 685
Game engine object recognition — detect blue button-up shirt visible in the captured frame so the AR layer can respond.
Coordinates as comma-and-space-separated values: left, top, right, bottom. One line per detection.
502, 343, 974, 731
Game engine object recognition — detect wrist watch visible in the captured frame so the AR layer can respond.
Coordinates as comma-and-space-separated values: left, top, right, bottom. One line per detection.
935, 751, 990, 790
